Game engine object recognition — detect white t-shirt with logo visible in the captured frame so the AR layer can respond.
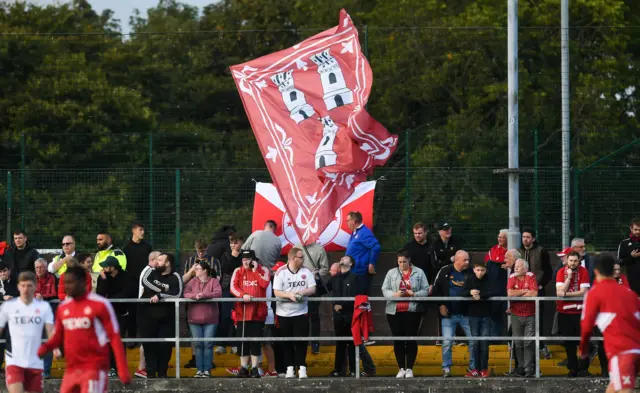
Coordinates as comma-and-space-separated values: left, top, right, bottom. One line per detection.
0, 298, 54, 369
273, 265, 316, 317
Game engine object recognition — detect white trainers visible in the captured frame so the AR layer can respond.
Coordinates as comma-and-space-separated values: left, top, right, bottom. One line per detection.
231, 346, 238, 354
214, 346, 226, 354
298, 366, 308, 379
405, 369, 414, 378
396, 368, 406, 378
285, 366, 296, 379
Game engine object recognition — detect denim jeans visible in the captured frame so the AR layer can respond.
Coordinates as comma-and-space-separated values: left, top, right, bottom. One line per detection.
441, 314, 475, 370
189, 323, 217, 373
358, 344, 376, 373
469, 316, 491, 371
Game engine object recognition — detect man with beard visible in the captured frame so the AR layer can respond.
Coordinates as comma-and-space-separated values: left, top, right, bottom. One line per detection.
556, 251, 590, 377
618, 218, 640, 294
92, 231, 127, 272
139, 253, 183, 378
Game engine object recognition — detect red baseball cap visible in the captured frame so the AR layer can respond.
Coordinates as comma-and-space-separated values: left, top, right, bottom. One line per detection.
557, 247, 573, 257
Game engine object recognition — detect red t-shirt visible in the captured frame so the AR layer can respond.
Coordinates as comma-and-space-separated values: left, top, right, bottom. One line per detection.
396, 268, 412, 313
484, 244, 507, 264
556, 266, 590, 314
579, 279, 640, 358
507, 272, 538, 317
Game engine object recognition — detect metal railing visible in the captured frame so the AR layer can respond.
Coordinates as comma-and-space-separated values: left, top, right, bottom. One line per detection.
21, 296, 597, 379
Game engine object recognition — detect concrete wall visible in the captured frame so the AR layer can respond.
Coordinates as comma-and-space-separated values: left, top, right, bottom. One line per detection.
19, 378, 610, 393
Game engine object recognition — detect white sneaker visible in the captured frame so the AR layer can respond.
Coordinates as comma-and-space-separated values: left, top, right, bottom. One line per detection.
298, 366, 308, 379
214, 346, 226, 354
285, 366, 296, 378
405, 369, 414, 378
396, 368, 406, 378
231, 346, 238, 354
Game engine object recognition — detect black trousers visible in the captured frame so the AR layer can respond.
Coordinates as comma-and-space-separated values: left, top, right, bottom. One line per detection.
128, 304, 138, 341
278, 314, 309, 369
109, 314, 129, 371
558, 312, 582, 372
334, 315, 355, 374
308, 300, 321, 345
138, 310, 174, 378
236, 321, 263, 357
387, 312, 421, 370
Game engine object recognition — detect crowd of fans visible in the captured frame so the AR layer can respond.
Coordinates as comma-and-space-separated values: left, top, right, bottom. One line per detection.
0, 216, 638, 380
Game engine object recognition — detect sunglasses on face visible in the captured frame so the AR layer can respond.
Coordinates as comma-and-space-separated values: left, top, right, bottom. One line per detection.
62, 243, 74, 246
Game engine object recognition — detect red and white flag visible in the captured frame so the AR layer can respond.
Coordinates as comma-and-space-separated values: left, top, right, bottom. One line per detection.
252, 181, 376, 254
231, 9, 397, 245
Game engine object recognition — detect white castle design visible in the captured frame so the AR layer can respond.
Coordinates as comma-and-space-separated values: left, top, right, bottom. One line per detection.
315, 116, 339, 169
310, 49, 354, 111
270, 70, 315, 123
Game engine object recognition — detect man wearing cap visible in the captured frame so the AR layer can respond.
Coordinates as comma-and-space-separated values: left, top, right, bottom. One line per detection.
96, 256, 136, 378
431, 222, 464, 274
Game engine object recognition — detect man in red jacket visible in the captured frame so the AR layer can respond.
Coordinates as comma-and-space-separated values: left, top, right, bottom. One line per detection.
38, 265, 131, 392
230, 250, 270, 378
34, 259, 57, 301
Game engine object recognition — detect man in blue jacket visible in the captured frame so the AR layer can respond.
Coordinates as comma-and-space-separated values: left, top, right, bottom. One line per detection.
344, 211, 380, 377
345, 211, 381, 296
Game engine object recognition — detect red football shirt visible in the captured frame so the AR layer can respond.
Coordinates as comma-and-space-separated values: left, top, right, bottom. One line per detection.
38, 293, 130, 381
396, 268, 412, 313
507, 272, 538, 317
579, 279, 640, 358
556, 266, 590, 314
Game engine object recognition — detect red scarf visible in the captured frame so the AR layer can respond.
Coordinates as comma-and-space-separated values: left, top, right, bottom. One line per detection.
630, 233, 640, 243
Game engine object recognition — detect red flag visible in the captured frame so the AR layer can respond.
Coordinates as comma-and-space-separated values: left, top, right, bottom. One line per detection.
231, 9, 397, 245
252, 181, 376, 255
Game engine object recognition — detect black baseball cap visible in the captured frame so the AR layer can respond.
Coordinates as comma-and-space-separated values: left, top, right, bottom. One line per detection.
437, 222, 452, 230
241, 250, 257, 260
99, 256, 120, 268
0, 261, 8, 270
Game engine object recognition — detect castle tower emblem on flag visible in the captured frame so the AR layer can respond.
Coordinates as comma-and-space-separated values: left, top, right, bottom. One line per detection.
310, 49, 354, 110
316, 116, 339, 169
271, 70, 315, 124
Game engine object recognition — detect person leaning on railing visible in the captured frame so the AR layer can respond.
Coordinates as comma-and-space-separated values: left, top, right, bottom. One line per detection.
381, 249, 430, 379
506, 259, 538, 378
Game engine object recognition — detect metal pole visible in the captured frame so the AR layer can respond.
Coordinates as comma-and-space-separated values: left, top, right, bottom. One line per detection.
355, 344, 360, 379
175, 169, 181, 265
573, 170, 579, 237
6, 172, 12, 242
149, 132, 153, 246
533, 128, 539, 238
561, 0, 571, 247
405, 129, 411, 240
174, 300, 180, 379
535, 298, 540, 378
20, 133, 25, 230
507, 0, 521, 250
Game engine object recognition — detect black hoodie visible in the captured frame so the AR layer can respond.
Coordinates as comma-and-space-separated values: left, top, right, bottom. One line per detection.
207, 227, 233, 260
4, 243, 39, 279
464, 272, 501, 317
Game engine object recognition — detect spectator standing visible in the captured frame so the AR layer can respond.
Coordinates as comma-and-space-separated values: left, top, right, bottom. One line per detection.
207, 225, 236, 261
381, 249, 430, 379
96, 256, 136, 378
139, 253, 183, 378
76, 253, 99, 292
465, 261, 500, 378
243, 220, 282, 270
92, 231, 127, 272
48, 235, 77, 276
294, 242, 329, 354
618, 218, 640, 294
507, 259, 538, 378
571, 238, 593, 282
217, 234, 244, 355
556, 251, 590, 377
135, 250, 161, 379
184, 261, 222, 378
230, 250, 270, 378
123, 222, 153, 348
431, 222, 464, 274
613, 262, 630, 287
273, 248, 317, 379
432, 250, 475, 377
484, 230, 510, 338
3, 229, 39, 280
34, 259, 57, 301
328, 256, 358, 377
518, 228, 552, 358
183, 239, 221, 368
57, 257, 93, 300
403, 222, 433, 280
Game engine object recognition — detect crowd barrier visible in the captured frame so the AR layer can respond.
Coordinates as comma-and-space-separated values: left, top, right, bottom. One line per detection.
3, 296, 597, 379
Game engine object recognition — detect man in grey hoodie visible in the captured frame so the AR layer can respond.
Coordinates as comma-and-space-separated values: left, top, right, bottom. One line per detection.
243, 220, 282, 270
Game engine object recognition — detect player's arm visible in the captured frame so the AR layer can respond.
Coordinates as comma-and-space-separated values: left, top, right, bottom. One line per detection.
100, 302, 132, 384
38, 310, 64, 358
579, 291, 598, 358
